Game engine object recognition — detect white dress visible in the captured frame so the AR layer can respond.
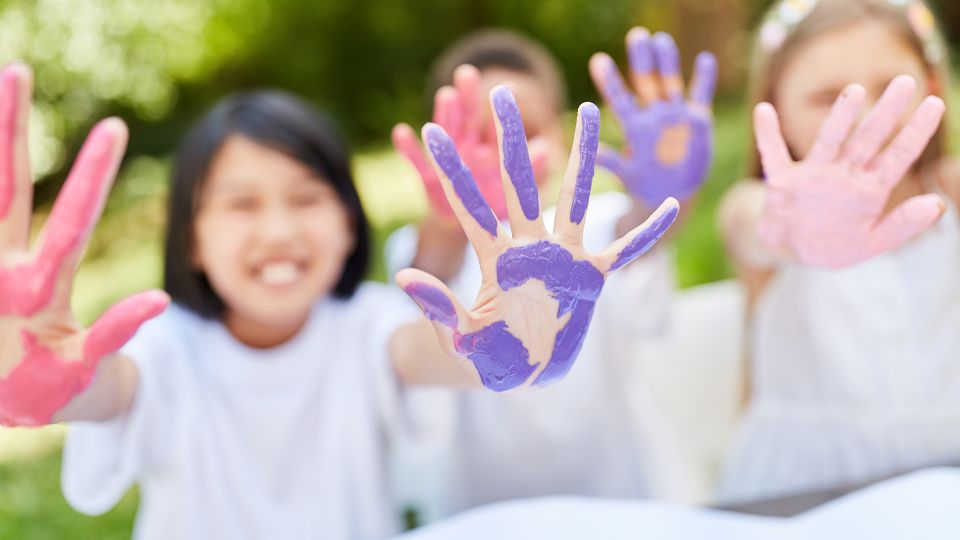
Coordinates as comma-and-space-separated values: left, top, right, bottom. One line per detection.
62, 284, 417, 540
718, 195, 960, 504
386, 192, 695, 521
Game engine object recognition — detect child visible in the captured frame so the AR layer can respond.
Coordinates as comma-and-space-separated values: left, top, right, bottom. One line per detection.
0, 63, 675, 538
717, 0, 960, 504
387, 29, 717, 517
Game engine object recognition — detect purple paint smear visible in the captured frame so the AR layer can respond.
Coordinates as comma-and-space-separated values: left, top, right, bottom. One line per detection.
610, 204, 679, 271
570, 103, 600, 225
598, 58, 715, 206
690, 52, 718, 106
492, 87, 539, 221
627, 32, 654, 75
497, 241, 605, 386
405, 239, 611, 390
652, 32, 680, 79
424, 124, 499, 237
404, 283, 458, 328
405, 282, 535, 392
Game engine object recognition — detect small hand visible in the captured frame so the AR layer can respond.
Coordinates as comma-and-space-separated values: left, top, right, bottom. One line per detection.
0, 64, 168, 426
392, 64, 550, 221
590, 28, 717, 207
397, 86, 678, 392
756, 75, 946, 268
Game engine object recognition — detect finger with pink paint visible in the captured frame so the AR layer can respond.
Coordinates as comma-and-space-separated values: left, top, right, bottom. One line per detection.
756, 75, 946, 268
397, 87, 678, 391
0, 64, 169, 426
589, 28, 717, 207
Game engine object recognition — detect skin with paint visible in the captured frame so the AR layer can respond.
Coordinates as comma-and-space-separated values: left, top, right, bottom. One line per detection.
590, 28, 717, 208
0, 64, 168, 426
392, 65, 557, 222
755, 77, 945, 268
392, 63, 563, 283
398, 85, 679, 391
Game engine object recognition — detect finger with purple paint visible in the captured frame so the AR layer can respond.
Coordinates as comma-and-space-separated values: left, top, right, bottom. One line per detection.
491, 85, 545, 240
652, 32, 683, 101
422, 122, 502, 259
401, 87, 677, 392
589, 27, 717, 207
626, 27, 658, 105
554, 103, 601, 242
0, 64, 170, 426
756, 75, 947, 268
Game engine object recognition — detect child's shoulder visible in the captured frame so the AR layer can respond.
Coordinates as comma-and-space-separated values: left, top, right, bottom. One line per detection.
934, 156, 960, 206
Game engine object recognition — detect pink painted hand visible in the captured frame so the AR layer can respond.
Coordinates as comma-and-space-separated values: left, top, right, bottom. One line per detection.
392, 64, 550, 220
757, 75, 946, 268
0, 64, 168, 426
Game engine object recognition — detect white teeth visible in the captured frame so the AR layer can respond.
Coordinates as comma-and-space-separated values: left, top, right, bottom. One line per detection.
258, 262, 301, 286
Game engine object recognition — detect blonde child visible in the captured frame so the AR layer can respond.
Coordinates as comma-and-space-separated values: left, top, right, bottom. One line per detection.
718, 0, 959, 503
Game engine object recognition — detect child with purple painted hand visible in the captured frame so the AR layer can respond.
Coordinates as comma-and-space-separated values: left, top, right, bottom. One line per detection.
717, 0, 960, 505
387, 31, 699, 521
589, 27, 717, 216
0, 60, 673, 539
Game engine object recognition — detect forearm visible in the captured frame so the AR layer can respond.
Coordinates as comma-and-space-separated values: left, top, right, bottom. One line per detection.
718, 181, 789, 270
410, 215, 469, 283
389, 319, 481, 389
52, 354, 138, 423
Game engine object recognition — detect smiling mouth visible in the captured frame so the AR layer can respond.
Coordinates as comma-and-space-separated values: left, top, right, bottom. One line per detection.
253, 260, 306, 287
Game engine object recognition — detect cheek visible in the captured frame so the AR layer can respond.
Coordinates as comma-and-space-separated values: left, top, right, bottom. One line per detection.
303, 210, 355, 264
779, 105, 828, 161
194, 215, 252, 277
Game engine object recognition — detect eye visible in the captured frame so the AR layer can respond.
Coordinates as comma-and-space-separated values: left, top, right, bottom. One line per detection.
225, 196, 259, 212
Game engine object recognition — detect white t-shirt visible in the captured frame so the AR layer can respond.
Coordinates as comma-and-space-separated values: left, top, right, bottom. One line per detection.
386, 192, 693, 519
62, 283, 416, 540
719, 197, 960, 504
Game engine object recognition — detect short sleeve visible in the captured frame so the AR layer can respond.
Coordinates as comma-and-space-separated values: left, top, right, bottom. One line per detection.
61, 310, 182, 515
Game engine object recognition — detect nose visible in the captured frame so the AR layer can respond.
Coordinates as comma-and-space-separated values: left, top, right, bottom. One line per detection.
257, 202, 298, 244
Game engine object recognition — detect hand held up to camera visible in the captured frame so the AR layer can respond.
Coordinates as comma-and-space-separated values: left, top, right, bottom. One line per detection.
590, 28, 717, 208
396, 86, 678, 392
0, 64, 168, 427
756, 75, 946, 269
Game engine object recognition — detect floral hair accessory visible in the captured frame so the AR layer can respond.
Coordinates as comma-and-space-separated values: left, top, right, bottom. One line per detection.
759, 0, 943, 63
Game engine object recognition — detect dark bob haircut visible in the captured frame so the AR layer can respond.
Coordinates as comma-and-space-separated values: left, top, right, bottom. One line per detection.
163, 90, 370, 319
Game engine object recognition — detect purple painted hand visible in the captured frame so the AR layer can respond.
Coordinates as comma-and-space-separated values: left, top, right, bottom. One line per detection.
590, 28, 717, 207
757, 75, 946, 268
396, 86, 679, 392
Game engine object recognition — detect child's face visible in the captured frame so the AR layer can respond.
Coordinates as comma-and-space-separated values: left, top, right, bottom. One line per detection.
773, 19, 932, 161
193, 136, 355, 346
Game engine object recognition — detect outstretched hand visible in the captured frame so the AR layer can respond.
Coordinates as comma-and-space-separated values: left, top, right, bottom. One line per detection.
0, 64, 168, 426
397, 86, 678, 392
590, 28, 717, 207
756, 75, 946, 268
392, 64, 551, 221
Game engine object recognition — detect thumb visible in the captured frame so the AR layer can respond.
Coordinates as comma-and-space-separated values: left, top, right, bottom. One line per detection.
395, 268, 466, 332
83, 290, 169, 368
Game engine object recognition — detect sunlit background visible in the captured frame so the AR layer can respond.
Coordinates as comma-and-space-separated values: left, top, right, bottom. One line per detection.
1, 0, 960, 536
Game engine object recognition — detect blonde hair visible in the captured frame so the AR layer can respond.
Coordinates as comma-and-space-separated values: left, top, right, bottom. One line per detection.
746, 0, 950, 178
